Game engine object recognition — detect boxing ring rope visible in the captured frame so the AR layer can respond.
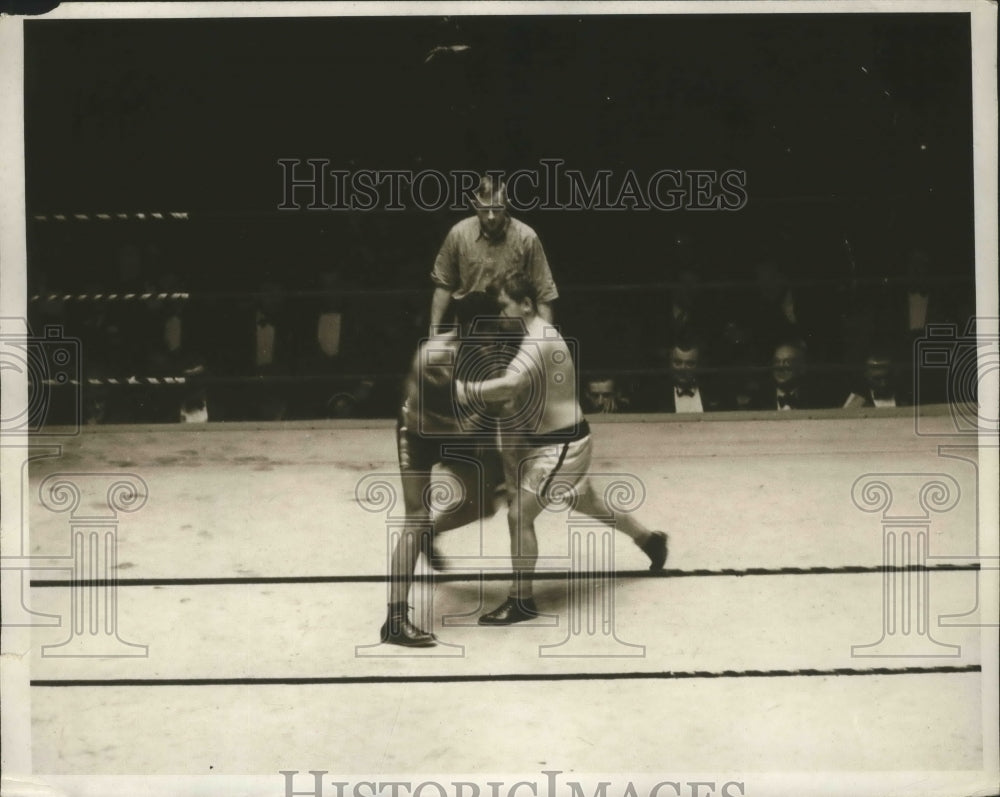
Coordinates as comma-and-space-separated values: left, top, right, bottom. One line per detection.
26, 280, 974, 303
31, 211, 190, 222
18, 213, 989, 676
20, 406, 987, 680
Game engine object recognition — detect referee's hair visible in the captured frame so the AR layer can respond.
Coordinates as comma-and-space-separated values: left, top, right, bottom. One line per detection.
495, 270, 538, 310
475, 174, 507, 205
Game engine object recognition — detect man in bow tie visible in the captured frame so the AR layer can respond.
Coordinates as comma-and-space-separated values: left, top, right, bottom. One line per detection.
769, 340, 811, 411
660, 339, 726, 413
842, 348, 910, 409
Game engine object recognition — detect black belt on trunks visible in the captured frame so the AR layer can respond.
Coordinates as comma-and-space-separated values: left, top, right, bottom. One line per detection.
520, 419, 590, 446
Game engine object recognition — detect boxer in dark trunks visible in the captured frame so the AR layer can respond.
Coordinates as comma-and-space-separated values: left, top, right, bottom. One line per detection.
382, 293, 513, 646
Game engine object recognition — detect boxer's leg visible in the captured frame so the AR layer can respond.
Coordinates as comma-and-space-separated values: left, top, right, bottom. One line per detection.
575, 481, 668, 571
479, 446, 549, 625
382, 426, 436, 646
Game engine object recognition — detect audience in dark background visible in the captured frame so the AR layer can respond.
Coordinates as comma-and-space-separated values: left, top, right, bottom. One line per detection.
25, 222, 976, 424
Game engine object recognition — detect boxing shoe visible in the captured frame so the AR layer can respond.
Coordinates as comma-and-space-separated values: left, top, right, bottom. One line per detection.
478, 596, 539, 626
641, 531, 669, 571
381, 603, 436, 647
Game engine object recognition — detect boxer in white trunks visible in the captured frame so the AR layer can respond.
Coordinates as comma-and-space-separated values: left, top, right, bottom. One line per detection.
456, 271, 668, 625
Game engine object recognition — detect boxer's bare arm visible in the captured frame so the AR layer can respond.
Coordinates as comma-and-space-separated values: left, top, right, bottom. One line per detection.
457, 339, 539, 405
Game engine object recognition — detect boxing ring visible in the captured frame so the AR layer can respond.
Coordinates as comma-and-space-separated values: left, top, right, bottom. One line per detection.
13, 406, 993, 793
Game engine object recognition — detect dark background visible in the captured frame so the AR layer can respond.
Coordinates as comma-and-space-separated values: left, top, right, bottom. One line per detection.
23, 13, 976, 419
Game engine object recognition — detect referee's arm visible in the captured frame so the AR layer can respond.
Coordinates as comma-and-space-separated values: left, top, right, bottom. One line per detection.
429, 226, 460, 332
528, 234, 557, 323
430, 286, 453, 332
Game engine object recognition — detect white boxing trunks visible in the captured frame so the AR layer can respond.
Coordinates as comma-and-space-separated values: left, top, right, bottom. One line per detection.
501, 419, 592, 505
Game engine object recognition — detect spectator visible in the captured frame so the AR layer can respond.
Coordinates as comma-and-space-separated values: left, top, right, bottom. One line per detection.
759, 339, 830, 411
843, 348, 910, 409
107, 243, 153, 378
659, 340, 727, 413
322, 379, 376, 419
583, 376, 629, 414
900, 247, 942, 336
250, 279, 296, 420
713, 320, 760, 412
859, 246, 963, 406
745, 259, 837, 365
179, 387, 210, 423
295, 266, 353, 418
83, 388, 110, 426
208, 278, 296, 421
869, 246, 972, 345
144, 270, 210, 423
665, 262, 711, 345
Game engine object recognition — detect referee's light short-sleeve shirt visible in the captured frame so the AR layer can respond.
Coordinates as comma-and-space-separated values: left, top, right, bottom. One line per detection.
430, 216, 559, 304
